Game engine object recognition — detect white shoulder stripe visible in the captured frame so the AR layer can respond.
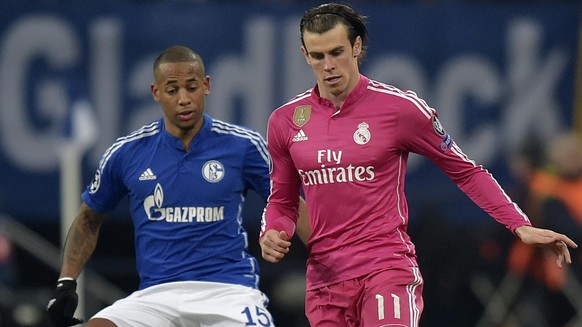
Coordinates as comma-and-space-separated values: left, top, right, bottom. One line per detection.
211, 120, 270, 164
98, 122, 160, 171
100, 121, 158, 161
367, 80, 434, 119
450, 143, 476, 166
276, 90, 312, 110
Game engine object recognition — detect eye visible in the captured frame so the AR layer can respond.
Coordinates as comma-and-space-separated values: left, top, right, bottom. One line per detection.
331, 49, 343, 57
310, 53, 324, 60
166, 88, 177, 95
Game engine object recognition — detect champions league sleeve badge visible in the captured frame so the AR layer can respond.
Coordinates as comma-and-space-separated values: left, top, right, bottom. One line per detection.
89, 169, 101, 194
432, 115, 453, 153
353, 122, 371, 145
432, 115, 446, 136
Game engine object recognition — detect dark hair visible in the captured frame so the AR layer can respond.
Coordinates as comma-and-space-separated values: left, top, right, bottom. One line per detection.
299, 3, 368, 63
153, 45, 205, 75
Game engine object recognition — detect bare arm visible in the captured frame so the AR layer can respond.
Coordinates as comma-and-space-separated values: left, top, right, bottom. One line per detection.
59, 202, 107, 279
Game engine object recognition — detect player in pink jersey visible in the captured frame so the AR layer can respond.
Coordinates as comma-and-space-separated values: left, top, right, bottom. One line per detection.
259, 3, 578, 327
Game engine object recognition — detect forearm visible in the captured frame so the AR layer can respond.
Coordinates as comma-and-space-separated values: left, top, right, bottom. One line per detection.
295, 197, 311, 245
60, 203, 105, 279
456, 169, 531, 231
260, 181, 301, 239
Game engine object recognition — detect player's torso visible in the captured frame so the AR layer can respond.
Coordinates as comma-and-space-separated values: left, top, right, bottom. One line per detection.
122, 132, 247, 230
278, 94, 421, 288
286, 97, 402, 187
119, 126, 263, 289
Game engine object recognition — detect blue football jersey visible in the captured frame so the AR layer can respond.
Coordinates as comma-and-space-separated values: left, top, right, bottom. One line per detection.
82, 114, 270, 290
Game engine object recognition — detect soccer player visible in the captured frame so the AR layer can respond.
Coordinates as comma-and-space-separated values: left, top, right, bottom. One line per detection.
259, 3, 578, 327
47, 45, 307, 327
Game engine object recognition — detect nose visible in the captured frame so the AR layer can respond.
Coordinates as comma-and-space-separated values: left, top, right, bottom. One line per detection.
177, 89, 191, 105
323, 55, 334, 72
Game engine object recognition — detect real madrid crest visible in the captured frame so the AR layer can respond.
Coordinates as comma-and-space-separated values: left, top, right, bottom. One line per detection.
293, 105, 311, 127
353, 122, 371, 145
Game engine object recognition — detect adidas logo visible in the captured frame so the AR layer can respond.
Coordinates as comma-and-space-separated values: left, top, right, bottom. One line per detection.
292, 129, 308, 142
139, 168, 157, 181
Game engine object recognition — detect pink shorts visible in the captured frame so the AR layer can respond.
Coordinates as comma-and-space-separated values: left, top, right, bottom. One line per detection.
305, 266, 424, 327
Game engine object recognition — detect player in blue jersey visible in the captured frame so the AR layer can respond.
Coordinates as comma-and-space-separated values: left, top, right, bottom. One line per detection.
46, 45, 308, 327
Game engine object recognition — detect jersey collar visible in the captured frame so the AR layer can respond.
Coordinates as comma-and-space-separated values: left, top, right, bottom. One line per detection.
160, 114, 212, 151
310, 74, 369, 111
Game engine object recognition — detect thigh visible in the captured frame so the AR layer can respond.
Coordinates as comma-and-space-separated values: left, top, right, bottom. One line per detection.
91, 297, 182, 327
90, 283, 186, 327
188, 283, 274, 327
305, 280, 360, 327
360, 267, 424, 327
86, 318, 118, 327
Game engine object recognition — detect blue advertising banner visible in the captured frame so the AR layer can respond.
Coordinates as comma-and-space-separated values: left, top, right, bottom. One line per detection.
0, 2, 580, 223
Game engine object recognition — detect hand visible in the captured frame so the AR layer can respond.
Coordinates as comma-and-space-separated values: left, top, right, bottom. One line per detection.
260, 229, 291, 263
515, 225, 579, 268
46, 278, 84, 327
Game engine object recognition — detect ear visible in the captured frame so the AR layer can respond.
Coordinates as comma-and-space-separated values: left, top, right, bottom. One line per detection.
301, 46, 311, 64
353, 36, 362, 57
204, 75, 211, 95
151, 83, 160, 102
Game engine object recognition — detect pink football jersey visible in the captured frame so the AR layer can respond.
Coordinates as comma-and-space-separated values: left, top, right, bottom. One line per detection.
262, 75, 530, 290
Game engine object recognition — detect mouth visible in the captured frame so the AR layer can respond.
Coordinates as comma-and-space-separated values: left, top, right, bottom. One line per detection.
178, 110, 194, 121
325, 75, 341, 85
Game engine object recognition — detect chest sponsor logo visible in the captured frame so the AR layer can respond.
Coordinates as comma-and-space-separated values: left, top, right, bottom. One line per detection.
293, 105, 311, 127
202, 160, 225, 183
143, 183, 224, 223
298, 149, 375, 186
353, 122, 371, 145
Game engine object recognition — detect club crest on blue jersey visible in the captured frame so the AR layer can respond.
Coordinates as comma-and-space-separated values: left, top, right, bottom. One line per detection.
353, 122, 371, 145
202, 160, 225, 183
293, 105, 311, 127
89, 169, 101, 194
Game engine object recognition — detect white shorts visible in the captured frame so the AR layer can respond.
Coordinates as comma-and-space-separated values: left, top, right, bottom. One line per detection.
91, 281, 275, 327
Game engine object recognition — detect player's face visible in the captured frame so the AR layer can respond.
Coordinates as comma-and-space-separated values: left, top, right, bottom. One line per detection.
151, 61, 210, 137
301, 23, 361, 101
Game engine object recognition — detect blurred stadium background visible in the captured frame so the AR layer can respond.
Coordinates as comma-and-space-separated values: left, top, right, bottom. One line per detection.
0, 0, 580, 326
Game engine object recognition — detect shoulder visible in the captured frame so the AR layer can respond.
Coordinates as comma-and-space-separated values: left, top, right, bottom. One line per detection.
269, 89, 313, 128
112, 120, 161, 150
273, 89, 313, 115
208, 117, 265, 143
98, 120, 161, 169
207, 116, 268, 157
210, 118, 270, 164
366, 79, 435, 119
